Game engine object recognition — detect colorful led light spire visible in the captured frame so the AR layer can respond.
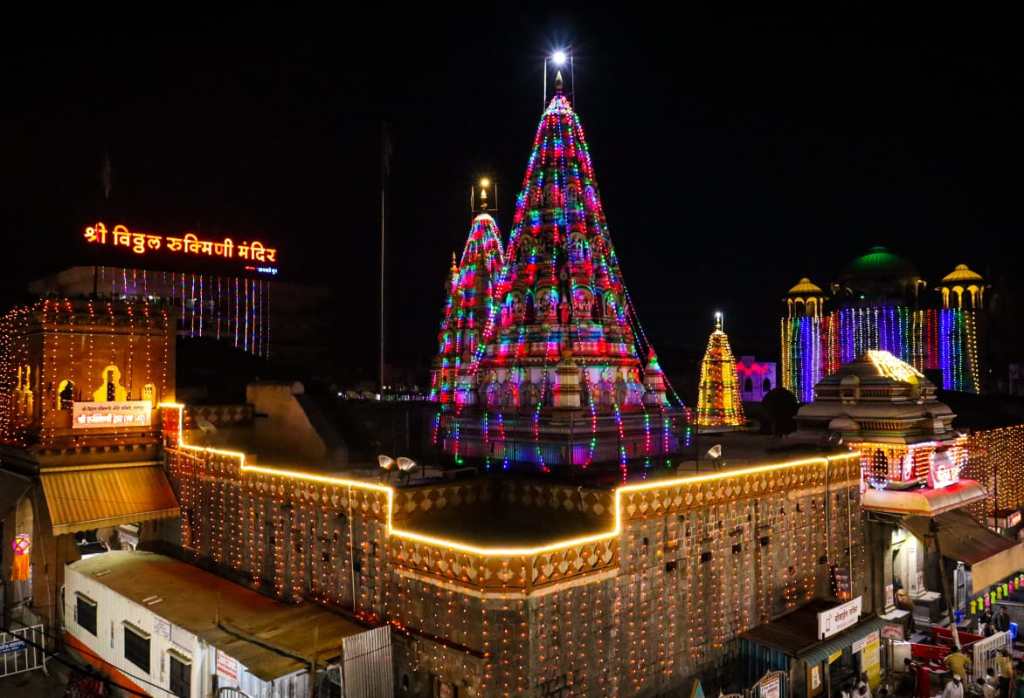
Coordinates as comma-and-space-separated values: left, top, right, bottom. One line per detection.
473, 75, 645, 410
429, 214, 505, 405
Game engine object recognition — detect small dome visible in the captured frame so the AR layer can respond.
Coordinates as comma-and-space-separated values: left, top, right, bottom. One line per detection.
941, 263, 984, 284
787, 277, 824, 296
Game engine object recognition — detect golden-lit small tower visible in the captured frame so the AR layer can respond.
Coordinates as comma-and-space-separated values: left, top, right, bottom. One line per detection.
697, 312, 746, 427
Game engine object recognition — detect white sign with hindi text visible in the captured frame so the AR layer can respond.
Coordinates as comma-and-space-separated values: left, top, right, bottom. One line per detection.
72, 401, 152, 429
818, 596, 863, 639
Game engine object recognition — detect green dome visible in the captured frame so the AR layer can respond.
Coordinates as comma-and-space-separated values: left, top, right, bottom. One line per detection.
835, 246, 922, 301
842, 246, 919, 278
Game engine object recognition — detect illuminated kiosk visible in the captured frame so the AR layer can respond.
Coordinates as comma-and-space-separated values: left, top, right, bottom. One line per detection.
433, 77, 689, 471
0, 298, 180, 630
781, 249, 984, 402
796, 351, 1021, 620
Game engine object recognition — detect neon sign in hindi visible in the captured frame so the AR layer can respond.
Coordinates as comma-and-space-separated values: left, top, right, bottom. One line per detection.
83, 222, 278, 265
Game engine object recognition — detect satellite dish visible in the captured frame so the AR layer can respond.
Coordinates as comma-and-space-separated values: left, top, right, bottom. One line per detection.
397, 457, 417, 472
706, 444, 723, 459
377, 455, 394, 470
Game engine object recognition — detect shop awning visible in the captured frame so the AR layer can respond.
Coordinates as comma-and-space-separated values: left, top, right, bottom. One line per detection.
902, 510, 1024, 594
798, 617, 889, 666
40, 462, 179, 535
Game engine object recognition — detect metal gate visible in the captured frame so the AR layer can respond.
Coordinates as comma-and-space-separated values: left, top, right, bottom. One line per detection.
0, 624, 46, 678
972, 631, 1013, 681
342, 625, 393, 698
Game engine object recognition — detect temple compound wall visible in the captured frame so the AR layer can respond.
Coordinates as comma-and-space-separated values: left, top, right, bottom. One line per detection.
161, 405, 865, 697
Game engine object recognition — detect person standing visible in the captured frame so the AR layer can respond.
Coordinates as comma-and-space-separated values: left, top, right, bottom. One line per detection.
946, 675, 966, 698
994, 607, 1011, 634
980, 609, 994, 635
996, 650, 1014, 698
946, 648, 973, 683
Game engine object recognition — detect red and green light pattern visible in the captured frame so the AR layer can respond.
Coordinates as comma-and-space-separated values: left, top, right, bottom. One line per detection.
430, 213, 505, 405
476, 89, 641, 379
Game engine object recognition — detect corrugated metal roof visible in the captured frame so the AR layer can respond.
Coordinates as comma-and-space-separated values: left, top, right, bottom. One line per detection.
798, 617, 889, 665
69, 551, 370, 681
742, 602, 890, 664
40, 463, 179, 535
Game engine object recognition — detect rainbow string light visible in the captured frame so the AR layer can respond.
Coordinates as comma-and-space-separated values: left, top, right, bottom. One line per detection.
782, 307, 980, 401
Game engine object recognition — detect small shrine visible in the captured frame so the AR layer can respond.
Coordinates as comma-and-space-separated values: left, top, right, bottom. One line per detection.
795, 350, 983, 515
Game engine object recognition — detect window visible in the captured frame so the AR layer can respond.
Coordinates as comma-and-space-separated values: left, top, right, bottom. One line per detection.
763, 378, 772, 394
58, 379, 75, 411
169, 654, 191, 698
76, 594, 97, 636
744, 378, 753, 393
124, 624, 150, 673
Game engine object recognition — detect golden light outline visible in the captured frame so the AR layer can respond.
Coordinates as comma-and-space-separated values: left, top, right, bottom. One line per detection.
158, 403, 857, 557
867, 349, 924, 383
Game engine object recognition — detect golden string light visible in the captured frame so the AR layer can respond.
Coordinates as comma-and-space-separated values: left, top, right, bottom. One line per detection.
158, 404, 867, 694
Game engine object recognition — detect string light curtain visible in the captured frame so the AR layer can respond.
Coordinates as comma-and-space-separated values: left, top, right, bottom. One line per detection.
782, 307, 980, 401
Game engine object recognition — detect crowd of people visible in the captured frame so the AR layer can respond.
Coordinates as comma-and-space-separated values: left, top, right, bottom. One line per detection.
872, 605, 1018, 698
881, 649, 1019, 698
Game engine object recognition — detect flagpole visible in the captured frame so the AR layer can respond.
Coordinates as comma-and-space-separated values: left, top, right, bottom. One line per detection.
380, 123, 388, 395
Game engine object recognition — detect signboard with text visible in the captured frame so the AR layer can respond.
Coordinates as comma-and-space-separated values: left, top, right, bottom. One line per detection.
72, 401, 152, 429
83, 222, 279, 275
818, 596, 863, 639
216, 651, 239, 682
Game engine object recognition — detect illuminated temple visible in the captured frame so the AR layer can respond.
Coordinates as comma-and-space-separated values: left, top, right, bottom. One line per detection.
781, 247, 984, 402
432, 77, 688, 471
430, 213, 505, 406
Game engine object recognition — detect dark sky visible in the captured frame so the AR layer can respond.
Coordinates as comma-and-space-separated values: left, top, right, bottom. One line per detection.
3, 13, 1022, 388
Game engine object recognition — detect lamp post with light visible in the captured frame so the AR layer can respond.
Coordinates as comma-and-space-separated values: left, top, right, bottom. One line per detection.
543, 49, 574, 110
471, 177, 496, 213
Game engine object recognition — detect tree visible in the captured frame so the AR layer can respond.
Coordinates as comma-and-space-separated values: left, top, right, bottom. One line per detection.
762, 387, 799, 436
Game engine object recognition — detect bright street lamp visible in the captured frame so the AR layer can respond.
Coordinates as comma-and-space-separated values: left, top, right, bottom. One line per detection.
542, 49, 575, 110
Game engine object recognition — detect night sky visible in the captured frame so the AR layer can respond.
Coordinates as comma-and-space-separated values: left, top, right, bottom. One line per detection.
4, 14, 1022, 390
